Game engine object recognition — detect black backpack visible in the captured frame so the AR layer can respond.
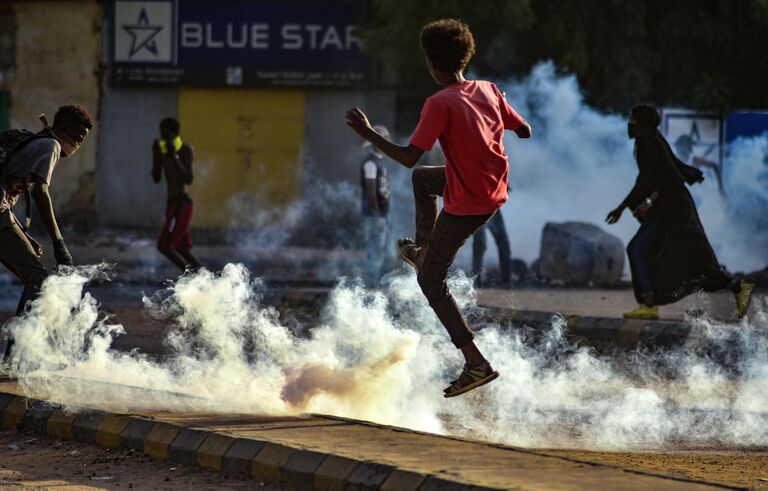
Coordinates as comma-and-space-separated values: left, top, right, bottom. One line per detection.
0, 124, 57, 230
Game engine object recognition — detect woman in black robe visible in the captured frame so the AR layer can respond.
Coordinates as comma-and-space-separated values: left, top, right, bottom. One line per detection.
605, 104, 753, 320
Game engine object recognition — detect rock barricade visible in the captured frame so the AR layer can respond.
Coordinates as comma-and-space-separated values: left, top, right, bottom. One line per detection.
538, 222, 624, 286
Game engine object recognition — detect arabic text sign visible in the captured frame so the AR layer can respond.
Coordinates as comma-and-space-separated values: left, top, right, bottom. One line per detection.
112, 0, 369, 86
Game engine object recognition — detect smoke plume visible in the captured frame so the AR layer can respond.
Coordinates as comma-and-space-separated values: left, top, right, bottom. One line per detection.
6, 265, 768, 450
491, 62, 768, 275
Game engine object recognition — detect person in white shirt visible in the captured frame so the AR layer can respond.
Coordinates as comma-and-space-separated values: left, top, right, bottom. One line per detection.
360, 125, 391, 286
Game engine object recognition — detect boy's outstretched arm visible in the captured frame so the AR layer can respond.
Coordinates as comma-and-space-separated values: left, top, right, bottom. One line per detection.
151, 142, 162, 183
346, 107, 424, 168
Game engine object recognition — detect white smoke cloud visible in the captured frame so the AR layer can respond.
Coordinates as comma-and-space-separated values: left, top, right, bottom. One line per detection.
493, 62, 768, 275
6, 265, 768, 450
5, 64, 768, 450
696, 134, 768, 272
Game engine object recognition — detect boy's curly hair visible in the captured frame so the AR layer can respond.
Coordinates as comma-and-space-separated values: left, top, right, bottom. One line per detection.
419, 19, 475, 74
53, 104, 94, 130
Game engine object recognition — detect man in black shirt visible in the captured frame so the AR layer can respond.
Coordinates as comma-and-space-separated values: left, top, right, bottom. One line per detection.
606, 104, 753, 320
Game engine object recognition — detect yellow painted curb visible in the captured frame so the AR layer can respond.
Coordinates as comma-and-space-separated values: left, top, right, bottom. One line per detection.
46, 409, 76, 440
252, 442, 296, 484
95, 413, 131, 448
196, 433, 235, 471
2, 396, 27, 430
144, 423, 180, 461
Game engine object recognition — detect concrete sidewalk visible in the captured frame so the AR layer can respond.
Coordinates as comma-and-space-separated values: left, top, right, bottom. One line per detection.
4, 242, 364, 286
477, 288, 753, 323
474, 288, 767, 350
0, 381, 739, 491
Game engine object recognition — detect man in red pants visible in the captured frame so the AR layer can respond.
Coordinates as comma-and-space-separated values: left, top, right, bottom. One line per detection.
152, 118, 201, 272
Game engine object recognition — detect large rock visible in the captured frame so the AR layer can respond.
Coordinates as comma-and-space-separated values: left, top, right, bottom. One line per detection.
538, 222, 625, 286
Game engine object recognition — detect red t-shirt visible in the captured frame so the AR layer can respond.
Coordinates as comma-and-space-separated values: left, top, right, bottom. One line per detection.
409, 80, 525, 215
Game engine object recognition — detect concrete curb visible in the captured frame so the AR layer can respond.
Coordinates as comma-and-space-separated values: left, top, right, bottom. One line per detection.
274, 288, 693, 349
479, 306, 691, 349
0, 391, 505, 491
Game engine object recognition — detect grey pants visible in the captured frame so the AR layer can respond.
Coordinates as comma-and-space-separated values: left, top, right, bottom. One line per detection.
363, 215, 389, 286
412, 166, 494, 348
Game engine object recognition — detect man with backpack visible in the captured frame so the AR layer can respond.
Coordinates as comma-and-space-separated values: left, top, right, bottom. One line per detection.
0, 104, 93, 365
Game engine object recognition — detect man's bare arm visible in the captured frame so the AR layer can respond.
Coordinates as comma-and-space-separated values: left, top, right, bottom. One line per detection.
174, 156, 193, 184
30, 177, 62, 241
174, 147, 194, 184
152, 143, 163, 183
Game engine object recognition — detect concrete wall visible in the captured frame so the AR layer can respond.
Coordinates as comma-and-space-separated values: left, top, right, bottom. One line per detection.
0, 1, 404, 236
298, 89, 400, 246
96, 86, 178, 228
0, 1, 102, 227
304, 89, 396, 184
97, 87, 397, 231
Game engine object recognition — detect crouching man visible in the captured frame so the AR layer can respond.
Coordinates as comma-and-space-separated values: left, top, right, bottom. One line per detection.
0, 104, 93, 364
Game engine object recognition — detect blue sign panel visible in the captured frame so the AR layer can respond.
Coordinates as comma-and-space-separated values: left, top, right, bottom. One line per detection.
725, 111, 768, 142
111, 0, 369, 87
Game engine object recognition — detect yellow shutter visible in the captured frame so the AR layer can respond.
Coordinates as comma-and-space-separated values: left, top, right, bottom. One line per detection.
177, 88, 305, 228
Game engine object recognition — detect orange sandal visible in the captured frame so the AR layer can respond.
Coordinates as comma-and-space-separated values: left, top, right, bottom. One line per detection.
444, 361, 499, 398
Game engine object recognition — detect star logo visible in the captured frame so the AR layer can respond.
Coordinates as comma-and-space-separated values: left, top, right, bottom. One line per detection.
122, 7, 162, 58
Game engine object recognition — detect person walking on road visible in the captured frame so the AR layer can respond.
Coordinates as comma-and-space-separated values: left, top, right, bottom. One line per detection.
472, 210, 512, 288
360, 124, 392, 287
606, 104, 753, 320
152, 117, 202, 273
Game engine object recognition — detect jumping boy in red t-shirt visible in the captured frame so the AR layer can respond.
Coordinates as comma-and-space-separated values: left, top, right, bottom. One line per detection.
346, 19, 531, 397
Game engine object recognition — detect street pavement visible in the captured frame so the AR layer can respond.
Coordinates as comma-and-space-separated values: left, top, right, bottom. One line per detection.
478, 288, 760, 322
2, 242, 766, 489
0, 380, 743, 490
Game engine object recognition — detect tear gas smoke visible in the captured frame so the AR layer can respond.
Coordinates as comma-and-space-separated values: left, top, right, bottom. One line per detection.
7, 265, 768, 450
492, 62, 768, 275
224, 165, 413, 281
222, 62, 768, 277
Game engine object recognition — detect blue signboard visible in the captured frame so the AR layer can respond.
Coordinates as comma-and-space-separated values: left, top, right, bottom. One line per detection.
725, 111, 768, 142
111, 0, 369, 87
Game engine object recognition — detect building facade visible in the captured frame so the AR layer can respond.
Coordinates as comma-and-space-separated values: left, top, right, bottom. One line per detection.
1, 0, 395, 234
0, 1, 102, 229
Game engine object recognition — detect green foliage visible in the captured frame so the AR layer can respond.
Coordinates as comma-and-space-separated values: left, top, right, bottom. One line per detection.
362, 0, 768, 112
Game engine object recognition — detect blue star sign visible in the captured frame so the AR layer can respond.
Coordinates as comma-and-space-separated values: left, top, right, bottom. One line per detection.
123, 7, 162, 57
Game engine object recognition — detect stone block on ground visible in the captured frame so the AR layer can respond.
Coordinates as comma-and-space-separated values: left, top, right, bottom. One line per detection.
538, 222, 624, 286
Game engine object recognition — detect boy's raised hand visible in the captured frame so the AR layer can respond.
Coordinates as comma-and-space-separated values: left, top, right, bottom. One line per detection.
346, 107, 373, 138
